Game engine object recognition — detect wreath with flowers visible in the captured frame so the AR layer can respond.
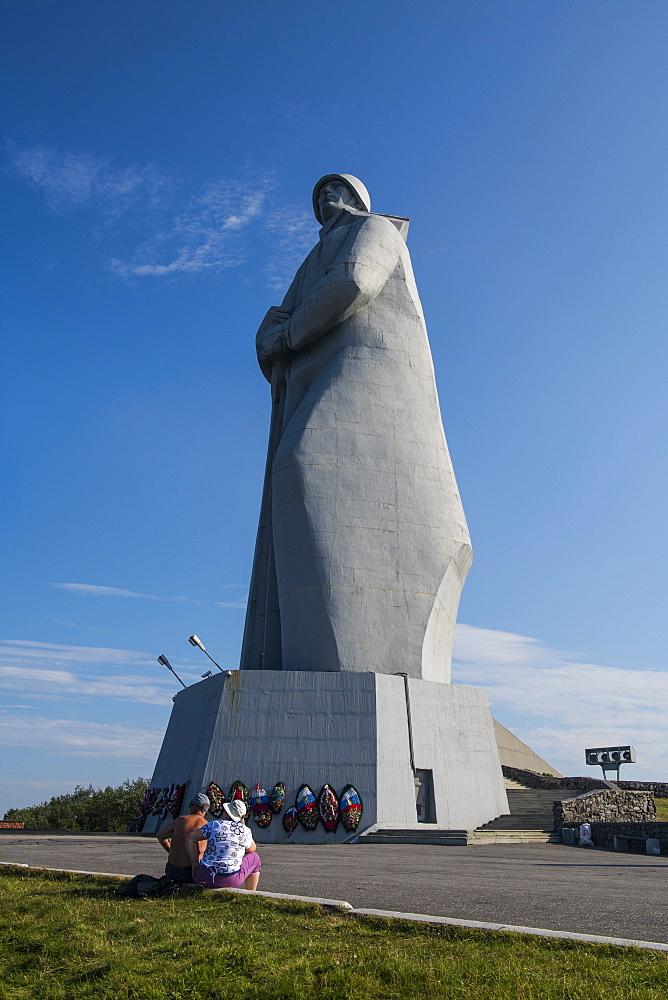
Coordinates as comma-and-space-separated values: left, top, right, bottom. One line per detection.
318, 784, 340, 831
340, 784, 363, 832
228, 780, 251, 808
283, 807, 299, 837
206, 782, 226, 818
269, 782, 286, 814
296, 783, 319, 831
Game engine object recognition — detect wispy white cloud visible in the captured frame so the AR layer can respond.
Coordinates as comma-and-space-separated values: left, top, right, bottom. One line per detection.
2, 777, 84, 789
452, 624, 668, 779
7, 142, 168, 215
0, 639, 155, 664
214, 600, 247, 609
47, 618, 103, 632
8, 142, 321, 288
0, 640, 202, 706
0, 663, 174, 707
454, 624, 553, 668
8, 141, 273, 280
264, 207, 318, 292
109, 176, 272, 278
51, 582, 195, 602
0, 712, 162, 758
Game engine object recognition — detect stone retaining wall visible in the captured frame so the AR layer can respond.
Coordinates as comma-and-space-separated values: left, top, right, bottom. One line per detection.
554, 790, 655, 830
503, 766, 668, 797
561, 821, 668, 851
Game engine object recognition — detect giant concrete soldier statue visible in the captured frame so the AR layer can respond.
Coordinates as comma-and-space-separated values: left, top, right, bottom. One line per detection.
240, 174, 471, 683
149, 176, 507, 840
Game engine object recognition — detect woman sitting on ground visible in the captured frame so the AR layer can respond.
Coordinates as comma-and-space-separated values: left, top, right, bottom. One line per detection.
185, 799, 261, 891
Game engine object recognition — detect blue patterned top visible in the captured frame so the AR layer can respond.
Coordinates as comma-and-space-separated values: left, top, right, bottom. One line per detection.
199, 820, 252, 875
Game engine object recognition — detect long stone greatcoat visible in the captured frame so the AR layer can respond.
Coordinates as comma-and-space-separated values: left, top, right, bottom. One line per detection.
240, 206, 471, 682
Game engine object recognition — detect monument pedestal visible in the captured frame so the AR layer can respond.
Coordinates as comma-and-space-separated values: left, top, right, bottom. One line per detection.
145, 670, 508, 842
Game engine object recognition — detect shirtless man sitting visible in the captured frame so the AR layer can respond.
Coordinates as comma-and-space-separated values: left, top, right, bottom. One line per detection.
156, 792, 210, 884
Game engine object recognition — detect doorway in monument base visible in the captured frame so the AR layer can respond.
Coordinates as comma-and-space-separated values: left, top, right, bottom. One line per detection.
414, 769, 436, 823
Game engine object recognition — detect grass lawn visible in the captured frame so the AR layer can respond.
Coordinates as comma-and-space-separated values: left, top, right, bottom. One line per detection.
1, 867, 667, 999
654, 798, 668, 821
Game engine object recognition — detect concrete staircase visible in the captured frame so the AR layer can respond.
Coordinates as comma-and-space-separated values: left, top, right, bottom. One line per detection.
361, 779, 579, 846
469, 784, 564, 844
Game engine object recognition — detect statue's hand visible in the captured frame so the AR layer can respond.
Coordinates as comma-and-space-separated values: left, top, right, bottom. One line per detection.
256, 306, 291, 362
258, 306, 291, 333
256, 322, 289, 361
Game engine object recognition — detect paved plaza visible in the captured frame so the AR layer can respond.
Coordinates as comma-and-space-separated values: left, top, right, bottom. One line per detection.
1, 835, 667, 943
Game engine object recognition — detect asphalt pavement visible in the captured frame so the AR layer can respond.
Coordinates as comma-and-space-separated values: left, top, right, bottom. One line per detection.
1, 834, 667, 943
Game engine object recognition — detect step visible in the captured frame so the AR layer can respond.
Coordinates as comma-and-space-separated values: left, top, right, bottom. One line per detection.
469, 831, 561, 845
491, 808, 555, 817
479, 819, 553, 831
362, 827, 562, 846
506, 791, 568, 802
483, 813, 552, 821
364, 829, 467, 839
498, 812, 556, 819
473, 827, 558, 834
504, 782, 580, 797
363, 834, 470, 846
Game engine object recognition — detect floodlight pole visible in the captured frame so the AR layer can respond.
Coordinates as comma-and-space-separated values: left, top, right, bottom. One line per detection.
188, 634, 224, 672
157, 654, 187, 689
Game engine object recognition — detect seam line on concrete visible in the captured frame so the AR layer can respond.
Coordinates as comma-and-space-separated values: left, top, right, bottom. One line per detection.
3, 863, 667, 951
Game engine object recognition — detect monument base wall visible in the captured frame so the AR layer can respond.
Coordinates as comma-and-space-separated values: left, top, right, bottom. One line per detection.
144, 671, 508, 843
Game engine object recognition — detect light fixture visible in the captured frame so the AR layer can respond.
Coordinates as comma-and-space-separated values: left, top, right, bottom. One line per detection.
188, 634, 224, 672
201, 670, 212, 679
157, 654, 187, 689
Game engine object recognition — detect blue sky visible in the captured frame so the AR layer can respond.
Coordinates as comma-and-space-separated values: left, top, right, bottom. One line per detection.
2, 1, 667, 816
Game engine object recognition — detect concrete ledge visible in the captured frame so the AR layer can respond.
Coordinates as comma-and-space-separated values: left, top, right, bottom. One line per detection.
213, 887, 353, 909
351, 908, 668, 952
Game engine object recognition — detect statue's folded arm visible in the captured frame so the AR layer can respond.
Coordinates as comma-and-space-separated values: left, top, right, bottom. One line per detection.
283, 260, 388, 353
286, 216, 402, 353
256, 215, 402, 366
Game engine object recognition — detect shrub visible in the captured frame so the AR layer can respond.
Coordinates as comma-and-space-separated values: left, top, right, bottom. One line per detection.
2, 777, 149, 832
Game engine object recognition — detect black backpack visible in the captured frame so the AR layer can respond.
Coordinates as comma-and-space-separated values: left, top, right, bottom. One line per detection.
120, 874, 181, 898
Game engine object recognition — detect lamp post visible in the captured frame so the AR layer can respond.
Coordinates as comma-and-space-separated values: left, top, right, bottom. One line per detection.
188, 634, 224, 672
157, 654, 187, 689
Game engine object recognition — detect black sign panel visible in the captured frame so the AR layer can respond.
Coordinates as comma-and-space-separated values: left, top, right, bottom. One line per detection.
585, 745, 636, 766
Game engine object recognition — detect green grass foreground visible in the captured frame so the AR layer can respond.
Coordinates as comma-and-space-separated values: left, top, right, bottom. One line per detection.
1, 867, 667, 1000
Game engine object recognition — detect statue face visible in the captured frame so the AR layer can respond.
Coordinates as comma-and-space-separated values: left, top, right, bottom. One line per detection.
318, 180, 362, 223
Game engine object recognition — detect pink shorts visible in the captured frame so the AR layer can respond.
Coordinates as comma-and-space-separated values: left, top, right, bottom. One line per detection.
195, 851, 261, 889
